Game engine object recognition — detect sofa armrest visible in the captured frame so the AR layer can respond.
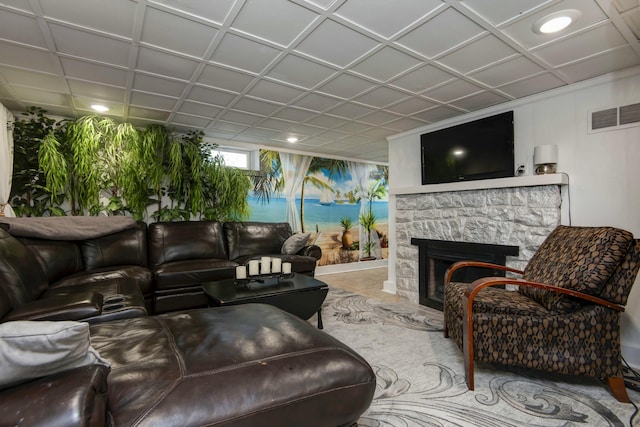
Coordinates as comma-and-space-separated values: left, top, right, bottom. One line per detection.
298, 244, 322, 260
6, 292, 103, 321
0, 364, 110, 427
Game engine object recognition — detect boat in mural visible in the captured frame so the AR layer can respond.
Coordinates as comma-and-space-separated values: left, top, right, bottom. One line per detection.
319, 189, 334, 205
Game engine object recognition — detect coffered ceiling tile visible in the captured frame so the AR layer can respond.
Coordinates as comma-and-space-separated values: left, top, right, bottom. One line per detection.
137, 47, 199, 80
267, 55, 337, 89
197, 65, 254, 93
304, 115, 347, 129
61, 58, 128, 87
248, 80, 304, 103
497, 72, 565, 98
49, 24, 131, 67
0, 11, 46, 48
450, 91, 510, 111
272, 107, 317, 122
532, 24, 628, 67
385, 97, 438, 115
72, 96, 123, 115
68, 80, 123, 102
351, 47, 422, 82
423, 79, 484, 103
315, 129, 350, 140
12, 86, 67, 106
623, 9, 640, 38
557, 46, 640, 82
501, 0, 609, 49
212, 33, 281, 74
358, 110, 403, 126
469, 56, 544, 87
149, 0, 236, 25
173, 113, 211, 128
241, 127, 281, 139
132, 73, 187, 97
412, 106, 462, 123
437, 35, 518, 74
287, 123, 324, 136
40, 0, 136, 38
141, 7, 217, 57
293, 93, 344, 112
295, 20, 378, 67
316, 74, 376, 99
398, 8, 484, 58
210, 121, 249, 133
231, 0, 317, 47
233, 97, 282, 115
353, 87, 410, 108
326, 102, 375, 119
186, 85, 237, 106
179, 101, 222, 118
335, 0, 443, 39
257, 117, 297, 131
130, 91, 177, 111
383, 116, 429, 131
0, 66, 65, 92
460, 0, 550, 26
360, 127, 397, 139
0, 44, 54, 74
220, 109, 265, 125
389, 65, 456, 93
0, 1, 35, 13
337, 121, 374, 133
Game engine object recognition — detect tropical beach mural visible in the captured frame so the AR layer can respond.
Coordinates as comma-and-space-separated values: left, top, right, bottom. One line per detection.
249, 150, 388, 267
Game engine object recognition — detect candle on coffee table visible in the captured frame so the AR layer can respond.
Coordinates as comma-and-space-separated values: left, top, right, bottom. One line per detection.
260, 257, 271, 274
271, 258, 282, 273
248, 260, 260, 276
235, 266, 247, 279
282, 262, 292, 274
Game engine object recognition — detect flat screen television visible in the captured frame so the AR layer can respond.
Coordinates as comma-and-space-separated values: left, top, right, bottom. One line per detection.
421, 111, 514, 185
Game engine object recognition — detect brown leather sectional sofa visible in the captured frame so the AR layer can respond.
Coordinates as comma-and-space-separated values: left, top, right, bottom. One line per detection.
0, 218, 375, 426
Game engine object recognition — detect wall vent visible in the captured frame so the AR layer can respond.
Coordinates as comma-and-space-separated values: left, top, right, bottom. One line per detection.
589, 101, 640, 133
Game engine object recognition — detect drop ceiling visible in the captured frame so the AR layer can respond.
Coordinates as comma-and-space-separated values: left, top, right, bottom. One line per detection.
0, 0, 639, 163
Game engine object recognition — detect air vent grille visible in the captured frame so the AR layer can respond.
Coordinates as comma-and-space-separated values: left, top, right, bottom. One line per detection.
620, 102, 640, 125
591, 108, 618, 130
589, 101, 640, 132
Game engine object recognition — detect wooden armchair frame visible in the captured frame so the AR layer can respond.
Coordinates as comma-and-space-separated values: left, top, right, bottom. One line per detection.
444, 260, 629, 403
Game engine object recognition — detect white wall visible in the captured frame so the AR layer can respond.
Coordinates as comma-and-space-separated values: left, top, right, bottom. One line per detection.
386, 65, 640, 366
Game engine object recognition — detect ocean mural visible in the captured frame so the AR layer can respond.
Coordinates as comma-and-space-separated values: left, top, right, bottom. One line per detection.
248, 151, 388, 266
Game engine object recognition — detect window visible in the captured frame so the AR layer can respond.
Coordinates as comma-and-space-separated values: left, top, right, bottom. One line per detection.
212, 149, 249, 169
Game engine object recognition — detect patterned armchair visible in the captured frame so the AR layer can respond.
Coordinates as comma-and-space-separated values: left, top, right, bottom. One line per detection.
444, 225, 640, 402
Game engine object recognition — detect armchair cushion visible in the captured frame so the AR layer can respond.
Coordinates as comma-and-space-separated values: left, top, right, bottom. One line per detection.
0, 320, 109, 389
520, 225, 633, 312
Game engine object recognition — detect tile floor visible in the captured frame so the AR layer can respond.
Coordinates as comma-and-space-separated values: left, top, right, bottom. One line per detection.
316, 267, 403, 304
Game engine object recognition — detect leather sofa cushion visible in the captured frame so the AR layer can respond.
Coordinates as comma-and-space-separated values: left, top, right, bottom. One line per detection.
224, 221, 292, 261
152, 259, 236, 290
90, 305, 375, 427
148, 221, 228, 266
19, 238, 83, 284
81, 222, 147, 271
0, 230, 49, 304
51, 266, 153, 295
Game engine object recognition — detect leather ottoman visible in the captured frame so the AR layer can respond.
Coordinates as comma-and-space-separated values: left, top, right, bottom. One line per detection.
90, 304, 376, 426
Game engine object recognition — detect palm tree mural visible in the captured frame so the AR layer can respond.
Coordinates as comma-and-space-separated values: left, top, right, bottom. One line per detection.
252, 150, 348, 232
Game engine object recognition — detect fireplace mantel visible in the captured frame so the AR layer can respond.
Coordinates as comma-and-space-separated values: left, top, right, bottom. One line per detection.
390, 173, 568, 195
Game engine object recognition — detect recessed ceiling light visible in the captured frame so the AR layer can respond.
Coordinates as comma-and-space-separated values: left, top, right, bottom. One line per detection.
91, 104, 109, 112
287, 137, 298, 143
533, 10, 580, 34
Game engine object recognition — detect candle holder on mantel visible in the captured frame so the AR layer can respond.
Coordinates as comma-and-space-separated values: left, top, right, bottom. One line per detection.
234, 259, 293, 287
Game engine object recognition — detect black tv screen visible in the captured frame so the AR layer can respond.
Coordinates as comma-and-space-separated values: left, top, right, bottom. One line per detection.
421, 111, 514, 185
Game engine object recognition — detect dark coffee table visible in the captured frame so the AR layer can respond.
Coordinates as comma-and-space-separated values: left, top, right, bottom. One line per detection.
202, 273, 329, 328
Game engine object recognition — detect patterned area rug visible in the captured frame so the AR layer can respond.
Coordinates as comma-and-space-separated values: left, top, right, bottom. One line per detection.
315, 288, 640, 427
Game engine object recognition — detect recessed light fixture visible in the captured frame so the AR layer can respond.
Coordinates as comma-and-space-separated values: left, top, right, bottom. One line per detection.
91, 104, 109, 112
287, 137, 298, 143
533, 10, 580, 34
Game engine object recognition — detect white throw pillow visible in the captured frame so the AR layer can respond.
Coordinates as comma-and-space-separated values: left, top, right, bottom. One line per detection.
281, 233, 311, 255
0, 320, 109, 389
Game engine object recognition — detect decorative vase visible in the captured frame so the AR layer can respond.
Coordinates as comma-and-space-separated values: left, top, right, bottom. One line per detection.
341, 230, 353, 250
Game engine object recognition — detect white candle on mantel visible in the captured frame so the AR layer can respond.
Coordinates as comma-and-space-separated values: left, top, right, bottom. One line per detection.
260, 257, 271, 274
236, 266, 247, 279
282, 262, 292, 274
271, 258, 282, 273
248, 260, 260, 276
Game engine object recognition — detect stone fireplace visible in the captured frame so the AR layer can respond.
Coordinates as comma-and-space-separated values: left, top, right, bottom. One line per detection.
394, 184, 562, 304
